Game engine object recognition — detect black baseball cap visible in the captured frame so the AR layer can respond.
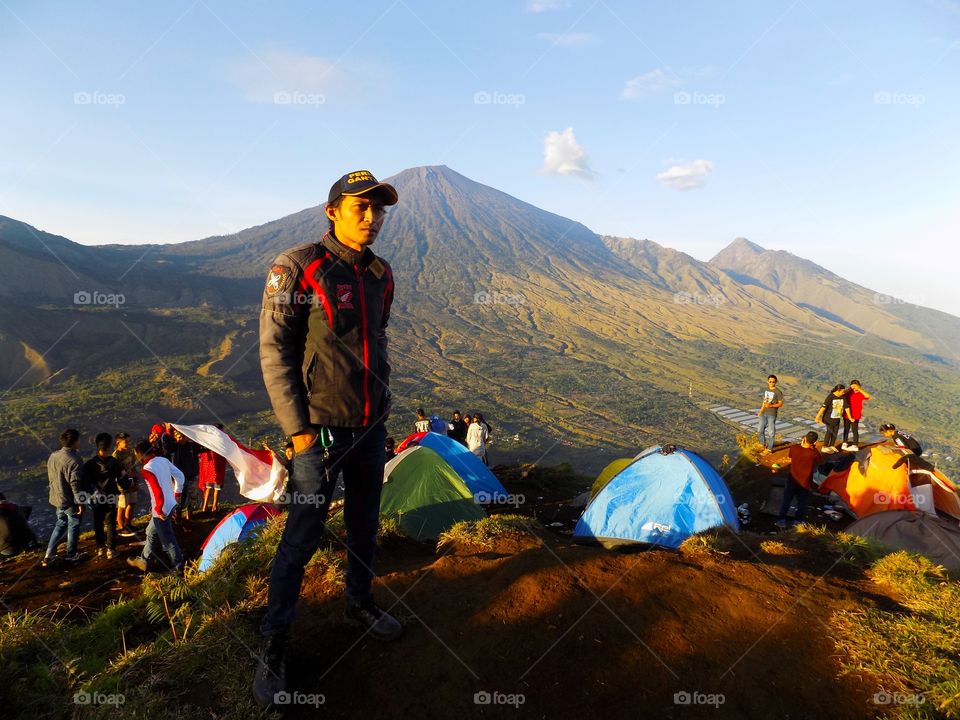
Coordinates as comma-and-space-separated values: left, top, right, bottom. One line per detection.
327, 170, 398, 206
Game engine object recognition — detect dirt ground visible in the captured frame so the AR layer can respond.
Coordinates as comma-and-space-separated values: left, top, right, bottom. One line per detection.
0, 510, 227, 618
279, 529, 890, 720
1, 459, 898, 719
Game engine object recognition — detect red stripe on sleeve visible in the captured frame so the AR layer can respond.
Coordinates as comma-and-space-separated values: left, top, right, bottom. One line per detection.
142, 467, 165, 514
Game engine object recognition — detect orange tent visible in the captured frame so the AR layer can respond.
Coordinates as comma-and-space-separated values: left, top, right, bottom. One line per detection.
821, 443, 960, 520
819, 445, 917, 518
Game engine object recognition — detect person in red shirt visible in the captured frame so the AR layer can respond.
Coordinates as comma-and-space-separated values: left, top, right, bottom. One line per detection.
198, 423, 228, 513
842, 380, 872, 452
775, 431, 823, 528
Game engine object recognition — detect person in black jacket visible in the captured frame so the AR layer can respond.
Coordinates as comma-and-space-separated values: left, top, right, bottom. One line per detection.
171, 428, 200, 528
448, 410, 468, 446
83, 433, 124, 559
254, 170, 401, 708
879, 423, 923, 456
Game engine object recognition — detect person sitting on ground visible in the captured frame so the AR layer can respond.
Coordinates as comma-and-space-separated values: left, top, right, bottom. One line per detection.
43, 428, 86, 567
113, 432, 141, 537
83, 432, 124, 560
199, 424, 228, 513
466, 412, 490, 464
0, 493, 38, 559
127, 439, 184, 576
879, 423, 923, 456
815, 384, 846, 453
842, 380, 872, 452
448, 410, 468, 447
756, 374, 784, 453
414, 408, 431, 434
775, 431, 823, 529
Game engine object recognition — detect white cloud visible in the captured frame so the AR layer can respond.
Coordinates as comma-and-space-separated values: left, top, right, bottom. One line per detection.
223, 49, 342, 103
536, 31, 595, 47
656, 159, 714, 191
541, 127, 594, 179
527, 0, 569, 12
620, 66, 711, 101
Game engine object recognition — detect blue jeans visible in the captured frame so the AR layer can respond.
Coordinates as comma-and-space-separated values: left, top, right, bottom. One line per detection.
778, 477, 810, 523
142, 515, 184, 571
45, 506, 82, 558
262, 423, 386, 637
757, 413, 777, 450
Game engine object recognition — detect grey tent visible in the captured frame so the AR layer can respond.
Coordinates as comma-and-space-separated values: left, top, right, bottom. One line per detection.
846, 510, 960, 571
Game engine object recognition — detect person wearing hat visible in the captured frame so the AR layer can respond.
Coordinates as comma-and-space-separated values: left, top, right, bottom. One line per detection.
254, 170, 400, 707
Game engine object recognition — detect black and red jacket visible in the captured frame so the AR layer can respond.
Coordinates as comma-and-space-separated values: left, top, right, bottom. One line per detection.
259, 231, 394, 436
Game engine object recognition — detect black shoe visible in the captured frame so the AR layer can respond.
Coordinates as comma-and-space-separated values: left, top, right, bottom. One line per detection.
344, 599, 403, 641
252, 634, 287, 708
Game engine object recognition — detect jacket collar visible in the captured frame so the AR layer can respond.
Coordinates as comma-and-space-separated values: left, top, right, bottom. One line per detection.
322, 231, 374, 268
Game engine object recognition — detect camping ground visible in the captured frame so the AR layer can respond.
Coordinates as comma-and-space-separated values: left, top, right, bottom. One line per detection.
1, 459, 958, 719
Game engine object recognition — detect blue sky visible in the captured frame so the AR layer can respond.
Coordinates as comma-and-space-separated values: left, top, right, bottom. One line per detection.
2, 0, 958, 315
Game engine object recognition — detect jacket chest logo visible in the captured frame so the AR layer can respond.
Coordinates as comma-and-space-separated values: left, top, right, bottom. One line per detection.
336, 283, 355, 310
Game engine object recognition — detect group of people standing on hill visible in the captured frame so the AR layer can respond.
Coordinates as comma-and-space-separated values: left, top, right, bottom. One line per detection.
755, 374, 925, 530
408, 408, 493, 464
756, 375, 881, 453
42, 422, 228, 576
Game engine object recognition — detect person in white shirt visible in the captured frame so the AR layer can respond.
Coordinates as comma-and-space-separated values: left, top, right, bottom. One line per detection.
127, 439, 184, 575
466, 414, 490, 464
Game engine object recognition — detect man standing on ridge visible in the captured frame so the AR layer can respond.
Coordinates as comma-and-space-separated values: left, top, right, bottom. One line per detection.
42, 429, 86, 566
756, 374, 784, 453
254, 170, 401, 708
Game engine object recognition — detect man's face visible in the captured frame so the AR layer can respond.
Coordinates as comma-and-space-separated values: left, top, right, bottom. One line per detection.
285, 447, 294, 461
767, 379, 777, 389
882, 429, 894, 438
327, 194, 387, 249
116, 437, 128, 452
851, 383, 861, 391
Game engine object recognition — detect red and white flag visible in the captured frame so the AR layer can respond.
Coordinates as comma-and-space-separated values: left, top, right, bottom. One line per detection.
171, 423, 288, 502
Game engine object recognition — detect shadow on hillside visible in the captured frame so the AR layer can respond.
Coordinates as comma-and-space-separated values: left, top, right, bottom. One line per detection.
274, 529, 886, 720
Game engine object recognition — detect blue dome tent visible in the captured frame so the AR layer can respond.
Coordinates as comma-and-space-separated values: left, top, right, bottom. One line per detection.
573, 446, 739, 549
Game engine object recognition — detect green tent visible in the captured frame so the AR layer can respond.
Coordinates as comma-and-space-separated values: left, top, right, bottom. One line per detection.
380, 446, 486, 541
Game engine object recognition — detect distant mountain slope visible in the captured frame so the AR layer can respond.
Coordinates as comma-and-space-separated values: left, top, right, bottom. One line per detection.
709, 237, 960, 357
1, 166, 958, 498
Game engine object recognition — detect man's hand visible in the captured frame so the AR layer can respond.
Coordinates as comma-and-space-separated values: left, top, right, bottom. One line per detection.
815, 413, 824, 424
157, 513, 167, 522
292, 429, 318, 454
75, 504, 83, 515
